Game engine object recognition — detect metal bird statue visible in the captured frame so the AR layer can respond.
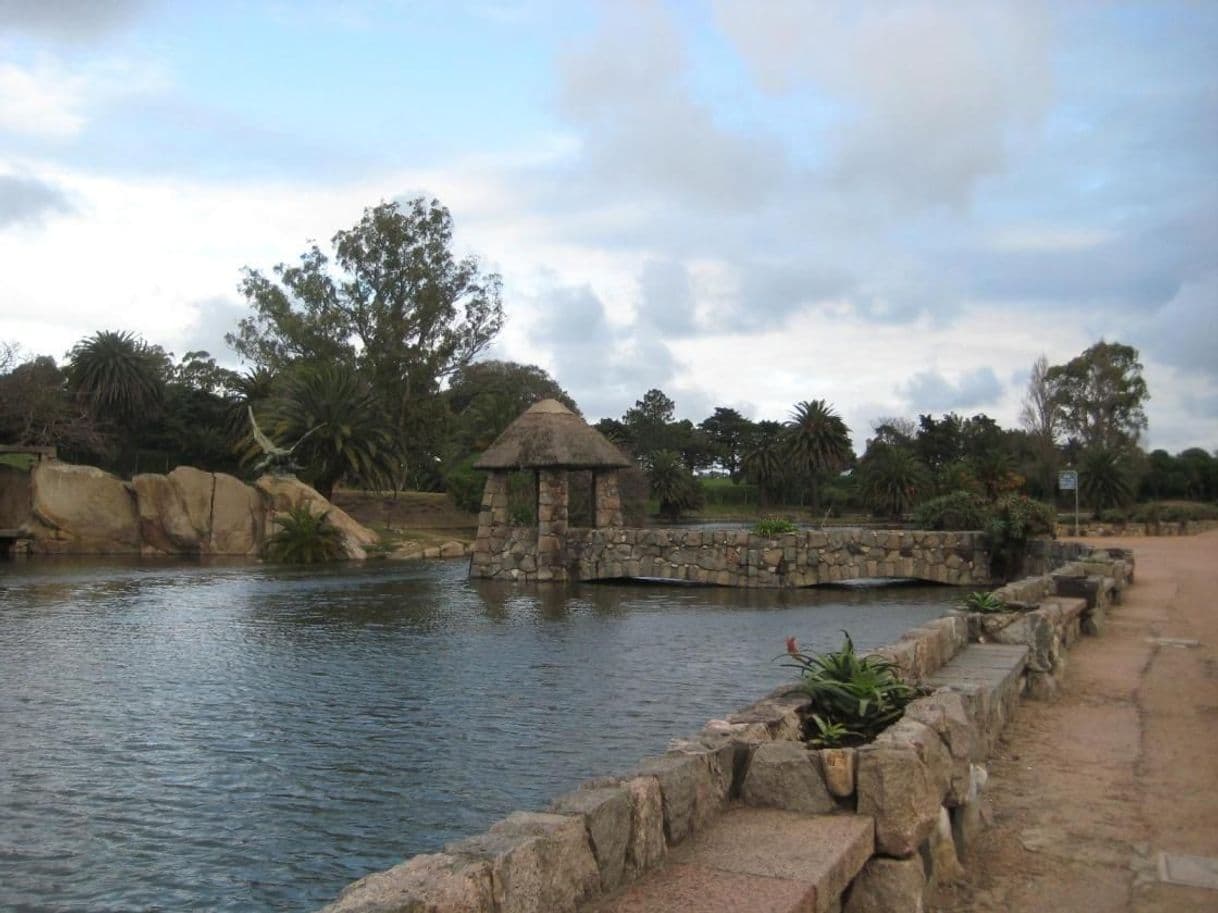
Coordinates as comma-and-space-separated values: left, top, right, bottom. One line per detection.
248, 406, 320, 476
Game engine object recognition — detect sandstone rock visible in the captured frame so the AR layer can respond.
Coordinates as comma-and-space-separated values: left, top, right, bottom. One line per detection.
318, 852, 493, 913
843, 855, 927, 913
874, 718, 952, 802
209, 471, 263, 555
856, 744, 941, 857
819, 747, 857, 798
725, 697, 804, 741
169, 465, 215, 540
132, 473, 200, 554
446, 811, 599, 913
29, 462, 140, 553
255, 475, 377, 559
440, 540, 466, 558
548, 786, 632, 891
740, 740, 836, 814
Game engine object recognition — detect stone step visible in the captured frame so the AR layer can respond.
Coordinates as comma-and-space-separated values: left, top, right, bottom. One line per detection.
581, 807, 873, 913
924, 643, 1029, 758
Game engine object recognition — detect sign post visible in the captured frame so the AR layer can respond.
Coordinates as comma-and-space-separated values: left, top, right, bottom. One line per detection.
1058, 469, 1079, 537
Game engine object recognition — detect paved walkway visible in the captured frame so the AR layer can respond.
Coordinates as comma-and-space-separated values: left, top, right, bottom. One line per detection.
939, 530, 1218, 913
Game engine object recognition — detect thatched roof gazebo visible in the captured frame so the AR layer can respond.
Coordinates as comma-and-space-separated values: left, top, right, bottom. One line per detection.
470, 399, 632, 582
473, 399, 631, 471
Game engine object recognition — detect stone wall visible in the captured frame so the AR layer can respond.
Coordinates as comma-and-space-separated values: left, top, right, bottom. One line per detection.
1054, 518, 1218, 538
319, 543, 1134, 913
3, 461, 377, 559
474, 526, 994, 588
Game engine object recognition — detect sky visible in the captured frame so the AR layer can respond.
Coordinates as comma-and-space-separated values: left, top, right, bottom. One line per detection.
0, 0, 1215, 452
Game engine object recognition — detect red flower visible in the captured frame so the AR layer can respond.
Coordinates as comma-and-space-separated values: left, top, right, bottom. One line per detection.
786, 636, 798, 654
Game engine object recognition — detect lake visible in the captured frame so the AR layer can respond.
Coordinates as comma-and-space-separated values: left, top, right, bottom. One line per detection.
0, 558, 955, 912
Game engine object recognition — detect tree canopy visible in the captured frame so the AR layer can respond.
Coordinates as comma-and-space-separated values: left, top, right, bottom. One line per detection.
1045, 340, 1149, 452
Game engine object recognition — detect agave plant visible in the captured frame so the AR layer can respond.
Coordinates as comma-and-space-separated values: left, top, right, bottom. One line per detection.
781, 632, 916, 744
264, 505, 346, 564
752, 517, 798, 536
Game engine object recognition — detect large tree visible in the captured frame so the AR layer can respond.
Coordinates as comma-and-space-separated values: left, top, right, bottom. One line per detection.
65, 330, 170, 427
1019, 355, 1059, 495
229, 198, 504, 479
698, 407, 754, 480
445, 360, 577, 454
1045, 340, 1149, 452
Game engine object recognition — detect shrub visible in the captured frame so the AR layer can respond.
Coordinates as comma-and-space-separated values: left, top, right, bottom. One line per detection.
912, 491, 989, 530
985, 494, 1055, 581
781, 632, 916, 747
753, 517, 798, 536
265, 505, 346, 564
443, 455, 486, 513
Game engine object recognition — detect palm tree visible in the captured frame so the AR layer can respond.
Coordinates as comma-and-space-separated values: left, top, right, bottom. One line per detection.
648, 449, 703, 520
1079, 448, 1134, 513
742, 420, 785, 507
784, 400, 853, 514
261, 364, 399, 500
858, 444, 928, 519
65, 330, 169, 424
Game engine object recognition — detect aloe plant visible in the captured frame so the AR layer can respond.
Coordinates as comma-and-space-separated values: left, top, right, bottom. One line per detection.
961, 591, 1007, 614
781, 632, 916, 745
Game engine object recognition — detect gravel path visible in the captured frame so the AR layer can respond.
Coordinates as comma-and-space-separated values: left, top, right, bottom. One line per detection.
937, 530, 1218, 912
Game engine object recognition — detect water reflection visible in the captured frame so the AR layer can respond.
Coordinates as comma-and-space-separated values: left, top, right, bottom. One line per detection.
0, 558, 955, 913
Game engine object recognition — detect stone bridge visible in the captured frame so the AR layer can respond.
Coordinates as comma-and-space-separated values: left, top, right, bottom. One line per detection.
468, 399, 996, 588
473, 523, 992, 587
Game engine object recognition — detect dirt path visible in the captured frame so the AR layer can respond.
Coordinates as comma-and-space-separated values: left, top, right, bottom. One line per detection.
938, 530, 1218, 912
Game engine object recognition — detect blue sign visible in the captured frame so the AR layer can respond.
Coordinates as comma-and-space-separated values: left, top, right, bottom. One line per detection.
1058, 470, 1078, 491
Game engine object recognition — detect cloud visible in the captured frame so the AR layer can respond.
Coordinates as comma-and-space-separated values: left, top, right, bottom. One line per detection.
0, 173, 72, 227
1126, 273, 1218, 381
180, 296, 248, 367
899, 367, 1004, 413
0, 0, 150, 40
636, 259, 696, 336
555, 0, 787, 212
0, 58, 88, 139
713, 0, 1052, 208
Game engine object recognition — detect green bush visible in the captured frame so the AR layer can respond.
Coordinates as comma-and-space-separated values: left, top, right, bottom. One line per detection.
700, 477, 760, 506
265, 505, 347, 564
781, 632, 916, 747
443, 455, 486, 513
753, 517, 798, 536
912, 491, 989, 530
985, 495, 1055, 580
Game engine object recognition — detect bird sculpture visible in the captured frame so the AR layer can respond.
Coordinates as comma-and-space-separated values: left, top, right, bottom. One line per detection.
248, 406, 319, 476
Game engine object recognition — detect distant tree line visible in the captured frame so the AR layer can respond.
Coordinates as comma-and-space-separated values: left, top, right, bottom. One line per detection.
1, 196, 1213, 522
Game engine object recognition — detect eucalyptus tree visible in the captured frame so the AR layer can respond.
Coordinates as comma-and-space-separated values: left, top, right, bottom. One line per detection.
229, 197, 504, 481
784, 399, 853, 514
1045, 340, 1149, 452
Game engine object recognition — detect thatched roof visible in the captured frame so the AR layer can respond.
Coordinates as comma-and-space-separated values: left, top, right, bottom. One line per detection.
474, 399, 633, 470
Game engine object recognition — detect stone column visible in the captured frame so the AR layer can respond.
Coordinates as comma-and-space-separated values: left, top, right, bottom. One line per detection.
471, 470, 510, 578
594, 469, 624, 529
536, 468, 569, 581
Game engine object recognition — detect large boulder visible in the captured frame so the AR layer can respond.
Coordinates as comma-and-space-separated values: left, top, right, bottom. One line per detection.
318, 852, 494, 913
255, 475, 379, 560
210, 472, 262, 555
132, 473, 200, 554
168, 466, 218, 542
28, 462, 140, 553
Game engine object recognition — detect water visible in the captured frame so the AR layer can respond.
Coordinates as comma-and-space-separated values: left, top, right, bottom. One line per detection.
0, 558, 955, 912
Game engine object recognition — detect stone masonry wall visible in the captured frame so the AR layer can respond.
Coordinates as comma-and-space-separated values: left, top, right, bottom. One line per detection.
320, 543, 1136, 913
473, 525, 993, 588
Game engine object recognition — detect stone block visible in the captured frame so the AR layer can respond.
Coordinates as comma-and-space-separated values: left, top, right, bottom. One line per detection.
873, 717, 951, 803
924, 806, 963, 887
902, 691, 975, 804
318, 852, 494, 913
740, 740, 836, 814
446, 811, 599, 913
549, 786, 632, 892
725, 697, 804, 742
635, 752, 720, 846
856, 743, 941, 857
843, 855, 926, 913
819, 747, 856, 798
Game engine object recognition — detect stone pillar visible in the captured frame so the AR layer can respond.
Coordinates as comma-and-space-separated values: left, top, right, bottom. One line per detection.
536, 468, 569, 581
471, 470, 510, 578
593, 469, 624, 529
